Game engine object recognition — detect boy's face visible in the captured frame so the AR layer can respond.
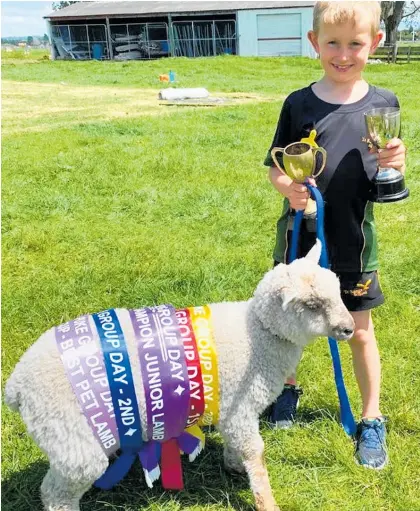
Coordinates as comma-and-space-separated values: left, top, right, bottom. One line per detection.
308, 19, 382, 84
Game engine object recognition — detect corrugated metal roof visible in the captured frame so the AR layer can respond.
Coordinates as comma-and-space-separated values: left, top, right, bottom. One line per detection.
45, 1, 314, 19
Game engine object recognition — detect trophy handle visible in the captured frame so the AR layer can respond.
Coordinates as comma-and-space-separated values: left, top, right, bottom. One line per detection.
270, 147, 285, 172
311, 147, 327, 178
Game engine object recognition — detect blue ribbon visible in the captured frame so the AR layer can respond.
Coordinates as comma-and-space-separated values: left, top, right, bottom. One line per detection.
290, 184, 357, 436
92, 309, 144, 489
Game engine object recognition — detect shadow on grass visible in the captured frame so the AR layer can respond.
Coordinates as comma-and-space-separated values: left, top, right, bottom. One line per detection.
2, 460, 48, 511
260, 402, 341, 428
296, 404, 341, 425
2, 438, 256, 511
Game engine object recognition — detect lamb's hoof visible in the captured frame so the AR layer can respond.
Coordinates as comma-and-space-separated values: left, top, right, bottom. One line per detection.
223, 461, 246, 475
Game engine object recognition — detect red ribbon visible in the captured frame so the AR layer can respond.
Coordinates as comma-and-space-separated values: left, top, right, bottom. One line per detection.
161, 438, 184, 489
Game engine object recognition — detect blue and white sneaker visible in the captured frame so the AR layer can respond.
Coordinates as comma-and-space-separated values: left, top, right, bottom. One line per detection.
355, 417, 388, 470
269, 384, 302, 429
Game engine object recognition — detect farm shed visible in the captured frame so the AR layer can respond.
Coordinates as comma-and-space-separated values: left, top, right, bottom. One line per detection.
44, 1, 315, 61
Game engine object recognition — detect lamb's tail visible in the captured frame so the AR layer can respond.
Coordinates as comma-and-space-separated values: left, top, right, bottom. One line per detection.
4, 367, 21, 412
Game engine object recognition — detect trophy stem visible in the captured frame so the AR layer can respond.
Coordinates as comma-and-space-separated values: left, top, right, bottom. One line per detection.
304, 197, 317, 216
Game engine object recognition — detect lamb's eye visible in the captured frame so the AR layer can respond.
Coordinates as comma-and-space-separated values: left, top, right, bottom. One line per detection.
305, 300, 322, 311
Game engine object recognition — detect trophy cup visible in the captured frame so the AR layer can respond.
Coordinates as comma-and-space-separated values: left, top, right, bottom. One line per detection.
364, 107, 409, 203
271, 141, 327, 216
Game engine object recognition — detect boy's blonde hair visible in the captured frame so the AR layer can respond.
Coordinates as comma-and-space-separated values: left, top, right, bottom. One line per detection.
313, 2, 381, 36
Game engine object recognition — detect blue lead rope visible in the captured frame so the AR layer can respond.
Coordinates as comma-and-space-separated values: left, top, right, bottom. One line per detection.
290, 184, 357, 437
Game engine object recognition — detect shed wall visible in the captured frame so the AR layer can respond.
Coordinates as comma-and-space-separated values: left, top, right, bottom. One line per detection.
237, 7, 314, 57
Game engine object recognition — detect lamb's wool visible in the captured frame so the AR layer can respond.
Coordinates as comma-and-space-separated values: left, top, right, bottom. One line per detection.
5, 240, 354, 511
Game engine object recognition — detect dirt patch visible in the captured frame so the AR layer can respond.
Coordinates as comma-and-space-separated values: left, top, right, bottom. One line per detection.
2, 81, 278, 135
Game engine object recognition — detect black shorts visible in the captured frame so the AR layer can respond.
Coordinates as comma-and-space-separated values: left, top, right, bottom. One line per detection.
273, 261, 384, 312
337, 271, 384, 312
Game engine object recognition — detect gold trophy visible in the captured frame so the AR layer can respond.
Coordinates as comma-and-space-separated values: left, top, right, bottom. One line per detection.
271, 133, 327, 216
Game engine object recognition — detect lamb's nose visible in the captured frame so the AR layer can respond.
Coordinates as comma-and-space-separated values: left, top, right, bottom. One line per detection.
333, 326, 354, 340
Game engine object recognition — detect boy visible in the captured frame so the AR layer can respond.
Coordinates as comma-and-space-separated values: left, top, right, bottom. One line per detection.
264, 1, 406, 470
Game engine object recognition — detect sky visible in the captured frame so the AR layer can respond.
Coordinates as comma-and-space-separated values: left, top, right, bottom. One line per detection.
1, 1, 53, 38
1, 0, 419, 39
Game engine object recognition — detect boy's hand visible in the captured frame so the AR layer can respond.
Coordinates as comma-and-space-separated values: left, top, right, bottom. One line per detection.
373, 138, 406, 174
286, 178, 316, 210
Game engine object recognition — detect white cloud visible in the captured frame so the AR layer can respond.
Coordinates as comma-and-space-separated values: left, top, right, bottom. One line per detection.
1, 1, 52, 37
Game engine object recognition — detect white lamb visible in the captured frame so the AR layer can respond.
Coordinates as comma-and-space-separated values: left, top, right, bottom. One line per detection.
5, 240, 354, 511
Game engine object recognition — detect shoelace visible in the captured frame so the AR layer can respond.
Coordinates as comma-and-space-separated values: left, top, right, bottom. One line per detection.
358, 421, 385, 450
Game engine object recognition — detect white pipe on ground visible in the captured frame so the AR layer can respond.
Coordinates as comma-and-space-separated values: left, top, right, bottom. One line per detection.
158, 88, 210, 100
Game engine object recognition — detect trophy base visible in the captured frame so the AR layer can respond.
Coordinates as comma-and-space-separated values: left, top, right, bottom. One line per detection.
370, 168, 410, 203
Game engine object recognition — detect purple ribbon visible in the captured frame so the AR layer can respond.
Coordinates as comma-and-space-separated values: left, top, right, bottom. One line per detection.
55, 315, 119, 456
130, 305, 190, 441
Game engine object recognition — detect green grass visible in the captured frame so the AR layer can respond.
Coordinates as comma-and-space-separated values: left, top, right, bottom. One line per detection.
2, 56, 420, 511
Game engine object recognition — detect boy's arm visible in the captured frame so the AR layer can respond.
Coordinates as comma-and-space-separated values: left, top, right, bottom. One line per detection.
265, 93, 313, 210
269, 165, 293, 196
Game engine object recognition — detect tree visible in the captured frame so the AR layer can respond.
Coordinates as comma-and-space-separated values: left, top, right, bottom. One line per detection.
27, 36, 33, 45
52, 1, 78, 11
381, 1, 420, 45
43, 33, 50, 44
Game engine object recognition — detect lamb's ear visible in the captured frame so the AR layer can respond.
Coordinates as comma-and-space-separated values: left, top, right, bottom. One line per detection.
305, 239, 322, 264
281, 288, 298, 311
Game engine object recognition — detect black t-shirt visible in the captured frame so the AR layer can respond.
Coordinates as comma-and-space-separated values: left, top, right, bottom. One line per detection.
264, 84, 399, 272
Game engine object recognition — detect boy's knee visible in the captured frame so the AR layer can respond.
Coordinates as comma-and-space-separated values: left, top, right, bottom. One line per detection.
349, 328, 374, 346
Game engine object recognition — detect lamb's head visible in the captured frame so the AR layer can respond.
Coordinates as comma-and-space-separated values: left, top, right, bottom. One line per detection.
252, 240, 354, 347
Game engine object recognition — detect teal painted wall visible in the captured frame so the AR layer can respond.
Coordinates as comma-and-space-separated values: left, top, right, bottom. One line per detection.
237, 7, 315, 57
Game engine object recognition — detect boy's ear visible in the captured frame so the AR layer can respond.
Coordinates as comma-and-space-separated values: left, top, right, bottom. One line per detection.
308, 31, 319, 53
370, 31, 383, 53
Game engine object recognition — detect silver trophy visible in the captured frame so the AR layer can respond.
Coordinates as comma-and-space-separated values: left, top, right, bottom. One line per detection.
364, 107, 409, 203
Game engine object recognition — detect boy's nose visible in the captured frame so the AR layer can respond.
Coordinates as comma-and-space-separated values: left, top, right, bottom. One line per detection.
337, 49, 351, 61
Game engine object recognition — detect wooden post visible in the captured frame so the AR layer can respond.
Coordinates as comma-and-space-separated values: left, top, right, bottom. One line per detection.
408, 46, 411, 63
392, 43, 398, 64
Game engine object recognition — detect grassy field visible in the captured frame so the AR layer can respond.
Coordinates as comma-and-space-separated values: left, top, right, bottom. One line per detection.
2, 53, 420, 511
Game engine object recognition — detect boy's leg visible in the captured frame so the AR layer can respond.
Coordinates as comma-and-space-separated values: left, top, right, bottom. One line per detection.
339, 271, 388, 469
348, 310, 381, 418
348, 309, 388, 469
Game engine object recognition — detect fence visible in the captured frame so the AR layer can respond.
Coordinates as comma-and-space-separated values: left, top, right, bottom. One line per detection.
109, 23, 168, 60
51, 19, 236, 60
172, 20, 236, 57
371, 44, 420, 63
52, 24, 109, 60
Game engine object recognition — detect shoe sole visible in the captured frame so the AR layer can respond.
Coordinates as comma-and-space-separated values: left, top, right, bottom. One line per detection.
275, 422, 293, 430
354, 454, 389, 470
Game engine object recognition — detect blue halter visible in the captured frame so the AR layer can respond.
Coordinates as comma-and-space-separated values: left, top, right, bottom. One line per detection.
289, 184, 357, 437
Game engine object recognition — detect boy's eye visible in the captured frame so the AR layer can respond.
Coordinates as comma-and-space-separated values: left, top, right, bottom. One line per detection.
328, 41, 337, 45
351, 42, 361, 46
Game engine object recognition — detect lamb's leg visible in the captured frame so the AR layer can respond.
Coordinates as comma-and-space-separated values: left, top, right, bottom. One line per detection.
41, 467, 97, 511
242, 434, 279, 511
219, 418, 279, 511
223, 443, 246, 474
33, 415, 109, 511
